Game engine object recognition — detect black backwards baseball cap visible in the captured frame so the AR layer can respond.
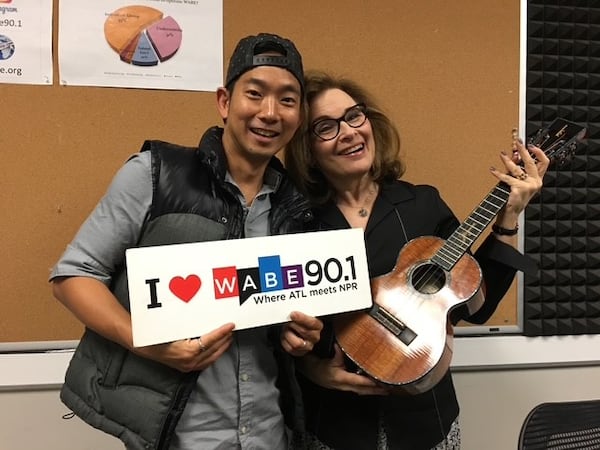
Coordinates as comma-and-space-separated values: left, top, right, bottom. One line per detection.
225, 33, 304, 92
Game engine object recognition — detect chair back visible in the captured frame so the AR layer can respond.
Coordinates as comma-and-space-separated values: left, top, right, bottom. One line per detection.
518, 399, 600, 449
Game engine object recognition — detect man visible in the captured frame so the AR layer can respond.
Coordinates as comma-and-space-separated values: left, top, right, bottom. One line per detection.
50, 33, 322, 450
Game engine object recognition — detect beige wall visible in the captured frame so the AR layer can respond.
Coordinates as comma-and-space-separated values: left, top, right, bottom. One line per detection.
454, 366, 600, 449
2, 365, 600, 450
0, 389, 122, 450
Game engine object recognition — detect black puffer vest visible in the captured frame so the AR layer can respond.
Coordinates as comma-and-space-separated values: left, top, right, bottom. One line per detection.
60, 127, 313, 450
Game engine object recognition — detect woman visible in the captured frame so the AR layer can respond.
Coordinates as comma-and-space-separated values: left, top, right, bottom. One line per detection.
285, 71, 549, 449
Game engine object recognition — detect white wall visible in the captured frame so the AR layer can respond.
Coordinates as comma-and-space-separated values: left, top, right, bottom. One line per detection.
2, 366, 600, 450
455, 366, 600, 449
2, 336, 600, 450
0, 389, 123, 450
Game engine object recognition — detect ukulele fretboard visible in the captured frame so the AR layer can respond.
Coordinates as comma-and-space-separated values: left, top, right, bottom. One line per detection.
432, 181, 511, 271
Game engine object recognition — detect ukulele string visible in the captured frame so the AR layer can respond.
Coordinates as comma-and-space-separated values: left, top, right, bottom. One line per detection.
394, 208, 448, 291
408, 127, 526, 292
412, 256, 447, 291
410, 122, 580, 291
393, 208, 409, 246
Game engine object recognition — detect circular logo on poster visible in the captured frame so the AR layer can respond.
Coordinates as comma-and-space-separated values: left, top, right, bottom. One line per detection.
0, 35, 15, 60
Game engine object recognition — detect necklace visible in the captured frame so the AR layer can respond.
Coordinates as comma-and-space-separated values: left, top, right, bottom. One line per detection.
338, 184, 378, 218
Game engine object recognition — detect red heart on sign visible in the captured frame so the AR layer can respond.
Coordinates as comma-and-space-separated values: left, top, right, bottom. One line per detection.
169, 275, 201, 302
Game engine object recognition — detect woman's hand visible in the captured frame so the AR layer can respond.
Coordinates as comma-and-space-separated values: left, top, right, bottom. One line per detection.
490, 137, 550, 233
298, 344, 389, 396
281, 311, 323, 356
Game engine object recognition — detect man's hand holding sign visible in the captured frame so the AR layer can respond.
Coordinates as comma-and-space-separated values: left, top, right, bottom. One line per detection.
131, 323, 235, 373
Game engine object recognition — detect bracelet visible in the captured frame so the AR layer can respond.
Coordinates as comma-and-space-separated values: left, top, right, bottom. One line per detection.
492, 223, 519, 236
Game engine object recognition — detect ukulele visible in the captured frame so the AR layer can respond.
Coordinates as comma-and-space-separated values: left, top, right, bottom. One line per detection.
333, 118, 587, 395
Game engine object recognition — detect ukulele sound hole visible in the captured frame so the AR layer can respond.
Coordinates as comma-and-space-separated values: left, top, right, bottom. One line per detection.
411, 263, 445, 294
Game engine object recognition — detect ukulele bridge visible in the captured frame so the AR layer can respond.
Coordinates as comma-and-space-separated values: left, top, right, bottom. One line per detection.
369, 304, 417, 346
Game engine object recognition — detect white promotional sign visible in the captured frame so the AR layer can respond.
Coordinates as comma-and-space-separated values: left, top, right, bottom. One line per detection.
126, 229, 372, 347
0, 0, 53, 85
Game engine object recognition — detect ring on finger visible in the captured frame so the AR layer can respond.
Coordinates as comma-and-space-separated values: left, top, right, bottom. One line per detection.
197, 336, 207, 353
301, 339, 307, 348
517, 171, 528, 181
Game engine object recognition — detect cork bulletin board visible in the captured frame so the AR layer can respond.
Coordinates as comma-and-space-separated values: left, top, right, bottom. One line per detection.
0, 0, 520, 346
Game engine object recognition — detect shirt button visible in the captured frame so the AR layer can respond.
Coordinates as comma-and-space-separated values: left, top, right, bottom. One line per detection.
241, 425, 248, 434
241, 373, 249, 381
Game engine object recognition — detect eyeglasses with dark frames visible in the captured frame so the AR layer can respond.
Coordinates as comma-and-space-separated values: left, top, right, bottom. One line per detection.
311, 103, 368, 141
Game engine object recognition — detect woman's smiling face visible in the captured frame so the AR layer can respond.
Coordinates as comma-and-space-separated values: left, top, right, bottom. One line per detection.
309, 88, 376, 184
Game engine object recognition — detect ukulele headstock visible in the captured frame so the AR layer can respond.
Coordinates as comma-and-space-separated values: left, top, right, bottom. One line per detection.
526, 118, 587, 166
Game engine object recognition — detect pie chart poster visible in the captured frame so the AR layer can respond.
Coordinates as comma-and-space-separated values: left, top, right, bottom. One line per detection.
58, 0, 222, 91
